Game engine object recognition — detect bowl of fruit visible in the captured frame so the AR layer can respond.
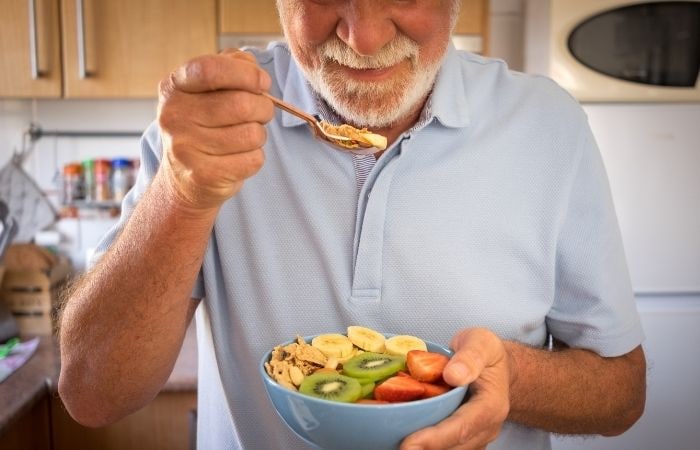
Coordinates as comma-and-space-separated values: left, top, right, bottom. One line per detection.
260, 326, 468, 450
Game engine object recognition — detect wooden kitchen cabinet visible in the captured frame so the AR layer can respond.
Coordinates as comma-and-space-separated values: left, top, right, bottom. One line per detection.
454, 0, 490, 54
219, 0, 280, 34
60, 0, 217, 98
0, 0, 217, 99
219, 0, 489, 54
0, 396, 52, 450
51, 392, 197, 450
0, 0, 62, 97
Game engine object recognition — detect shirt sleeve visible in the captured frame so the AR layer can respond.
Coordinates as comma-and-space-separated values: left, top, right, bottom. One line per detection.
89, 121, 206, 300
546, 124, 644, 357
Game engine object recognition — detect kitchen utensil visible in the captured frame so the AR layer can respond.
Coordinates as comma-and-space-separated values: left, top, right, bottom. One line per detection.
0, 157, 57, 243
262, 93, 385, 155
0, 217, 17, 262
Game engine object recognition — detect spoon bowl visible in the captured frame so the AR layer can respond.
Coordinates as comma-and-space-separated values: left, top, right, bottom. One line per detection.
262, 93, 386, 155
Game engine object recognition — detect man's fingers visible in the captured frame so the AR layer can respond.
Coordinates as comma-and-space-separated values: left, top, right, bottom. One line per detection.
169, 53, 271, 94
444, 328, 508, 387
166, 122, 268, 159
400, 397, 506, 450
162, 89, 274, 129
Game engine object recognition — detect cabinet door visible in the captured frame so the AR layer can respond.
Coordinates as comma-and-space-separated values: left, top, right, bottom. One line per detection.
220, 0, 281, 34
219, 1, 489, 54
60, 0, 217, 98
52, 392, 197, 450
0, 0, 62, 98
454, 0, 490, 55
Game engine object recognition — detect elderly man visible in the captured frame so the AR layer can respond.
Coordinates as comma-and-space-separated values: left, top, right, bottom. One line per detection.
58, 1, 646, 449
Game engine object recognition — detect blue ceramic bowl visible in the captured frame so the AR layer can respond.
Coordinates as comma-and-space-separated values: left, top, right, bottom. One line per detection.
260, 334, 468, 450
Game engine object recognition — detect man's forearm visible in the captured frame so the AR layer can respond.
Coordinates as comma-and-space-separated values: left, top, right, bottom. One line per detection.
59, 171, 217, 427
505, 341, 646, 436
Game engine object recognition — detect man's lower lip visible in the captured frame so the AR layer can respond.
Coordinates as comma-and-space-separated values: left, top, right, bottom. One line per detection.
342, 66, 396, 80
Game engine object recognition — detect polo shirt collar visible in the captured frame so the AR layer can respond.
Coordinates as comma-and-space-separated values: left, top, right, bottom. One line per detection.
279, 41, 471, 129
280, 57, 318, 128
430, 42, 471, 128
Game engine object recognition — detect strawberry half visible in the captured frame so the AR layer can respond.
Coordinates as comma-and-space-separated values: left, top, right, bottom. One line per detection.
373, 376, 425, 402
419, 382, 451, 399
406, 350, 450, 383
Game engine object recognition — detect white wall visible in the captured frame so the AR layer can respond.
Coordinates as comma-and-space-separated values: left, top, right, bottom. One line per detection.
0, 99, 155, 268
523, 1, 700, 450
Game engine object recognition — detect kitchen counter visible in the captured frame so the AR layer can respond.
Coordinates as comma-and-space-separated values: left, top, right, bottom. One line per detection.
0, 323, 197, 436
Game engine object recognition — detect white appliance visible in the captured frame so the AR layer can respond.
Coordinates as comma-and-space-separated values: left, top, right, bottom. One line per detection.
549, 0, 700, 102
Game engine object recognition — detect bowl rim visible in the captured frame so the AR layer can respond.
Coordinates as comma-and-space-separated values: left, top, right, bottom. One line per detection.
260, 333, 468, 408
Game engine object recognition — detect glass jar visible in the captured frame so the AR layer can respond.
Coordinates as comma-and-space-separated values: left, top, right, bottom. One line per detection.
94, 159, 112, 202
82, 159, 95, 202
62, 163, 84, 204
111, 158, 132, 202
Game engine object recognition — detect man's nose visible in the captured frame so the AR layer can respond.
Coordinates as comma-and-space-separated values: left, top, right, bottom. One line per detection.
336, 1, 397, 56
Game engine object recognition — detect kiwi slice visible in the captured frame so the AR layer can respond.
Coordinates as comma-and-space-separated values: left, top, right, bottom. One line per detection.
342, 352, 406, 382
359, 380, 375, 399
299, 372, 362, 403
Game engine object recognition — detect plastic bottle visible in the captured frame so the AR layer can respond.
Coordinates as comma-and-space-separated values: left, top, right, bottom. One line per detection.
62, 163, 84, 204
82, 159, 95, 202
94, 159, 112, 202
111, 158, 132, 202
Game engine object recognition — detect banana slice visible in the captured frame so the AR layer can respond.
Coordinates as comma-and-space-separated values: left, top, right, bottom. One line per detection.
347, 326, 386, 353
384, 335, 427, 356
311, 333, 355, 358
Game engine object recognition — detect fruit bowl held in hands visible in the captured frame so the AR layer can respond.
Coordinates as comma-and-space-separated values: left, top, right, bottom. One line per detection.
260, 333, 468, 450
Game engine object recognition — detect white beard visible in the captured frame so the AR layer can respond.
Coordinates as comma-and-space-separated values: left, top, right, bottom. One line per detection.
298, 34, 446, 129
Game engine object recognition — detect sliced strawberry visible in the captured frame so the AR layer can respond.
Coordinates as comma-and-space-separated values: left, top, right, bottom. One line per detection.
406, 350, 450, 383
396, 371, 411, 377
374, 376, 425, 402
419, 382, 451, 399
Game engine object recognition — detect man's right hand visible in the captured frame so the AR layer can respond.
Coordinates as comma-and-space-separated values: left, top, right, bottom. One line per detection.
157, 49, 274, 211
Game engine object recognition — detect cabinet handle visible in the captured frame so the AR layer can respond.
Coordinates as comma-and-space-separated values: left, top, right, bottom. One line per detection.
27, 0, 45, 79
76, 0, 92, 79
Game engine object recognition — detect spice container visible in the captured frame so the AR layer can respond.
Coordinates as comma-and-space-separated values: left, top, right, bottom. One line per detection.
82, 159, 95, 202
111, 158, 132, 202
94, 159, 112, 202
62, 163, 84, 204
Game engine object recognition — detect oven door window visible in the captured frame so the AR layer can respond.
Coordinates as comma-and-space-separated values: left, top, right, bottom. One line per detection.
568, 1, 700, 87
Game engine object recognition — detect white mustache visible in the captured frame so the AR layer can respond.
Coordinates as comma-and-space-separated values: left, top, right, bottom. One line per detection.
319, 34, 419, 70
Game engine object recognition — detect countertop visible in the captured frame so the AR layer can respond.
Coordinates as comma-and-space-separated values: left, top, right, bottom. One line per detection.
0, 322, 197, 434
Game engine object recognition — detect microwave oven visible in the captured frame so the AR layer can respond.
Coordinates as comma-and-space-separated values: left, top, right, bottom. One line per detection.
549, 0, 700, 102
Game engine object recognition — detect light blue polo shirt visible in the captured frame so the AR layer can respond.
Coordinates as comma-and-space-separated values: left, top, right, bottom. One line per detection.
98, 42, 644, 450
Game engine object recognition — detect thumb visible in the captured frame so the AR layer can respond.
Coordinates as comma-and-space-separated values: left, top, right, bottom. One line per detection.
443, 328, 508, 387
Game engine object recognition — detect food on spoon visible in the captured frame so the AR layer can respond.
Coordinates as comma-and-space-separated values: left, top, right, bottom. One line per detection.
406, 350, 450, 383
319, 121, 388, 150
347, 325, 386, 353
384, 335, 428, 356
312, 333, 355, 358
299, 372, 363, 403
342, 352, 406, 382
373, 375, 426, 402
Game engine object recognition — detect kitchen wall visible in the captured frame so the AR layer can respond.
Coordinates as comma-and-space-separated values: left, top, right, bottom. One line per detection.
1, 1, 699, 448
0, 99, 154, 268
523, 2, 700, 450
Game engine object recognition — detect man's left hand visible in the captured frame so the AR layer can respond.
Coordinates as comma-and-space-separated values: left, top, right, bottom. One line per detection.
400, 328, 511, 450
